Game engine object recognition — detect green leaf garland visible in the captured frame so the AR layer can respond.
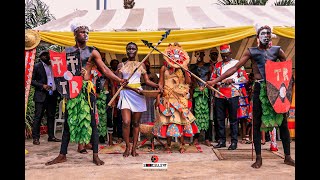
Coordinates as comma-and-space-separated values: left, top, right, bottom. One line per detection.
97, 89, 107, 137
259, 82, 283, 132
193, 87, 210, 131
67, 81, 92, 144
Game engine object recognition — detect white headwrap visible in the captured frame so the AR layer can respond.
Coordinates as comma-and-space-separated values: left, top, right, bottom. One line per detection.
69, 17, 90, 32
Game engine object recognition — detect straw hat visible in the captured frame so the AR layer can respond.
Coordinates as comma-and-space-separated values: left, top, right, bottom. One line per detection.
25, 29, 41, 50
163, 42, 190, 69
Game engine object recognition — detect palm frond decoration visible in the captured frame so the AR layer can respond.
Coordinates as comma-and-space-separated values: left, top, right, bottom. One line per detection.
273, 0, 295, 6
217, 0, 268, 5
25, 0, 56, 29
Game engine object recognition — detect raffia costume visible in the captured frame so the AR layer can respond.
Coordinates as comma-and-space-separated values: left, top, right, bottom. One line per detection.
153, 43, 199, 138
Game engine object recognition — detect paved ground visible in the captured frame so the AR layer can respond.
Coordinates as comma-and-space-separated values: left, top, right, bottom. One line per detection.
25, 132, 295, 180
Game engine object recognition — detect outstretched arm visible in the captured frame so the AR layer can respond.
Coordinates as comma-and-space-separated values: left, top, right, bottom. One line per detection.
207, 50, 251, 86
93, 50, 126, 84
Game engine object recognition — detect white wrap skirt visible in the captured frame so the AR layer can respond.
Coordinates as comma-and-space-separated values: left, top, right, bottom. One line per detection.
117, 87, 147, 112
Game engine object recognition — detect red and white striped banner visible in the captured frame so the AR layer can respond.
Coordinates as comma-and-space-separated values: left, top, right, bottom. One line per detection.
25, 49, 36, 113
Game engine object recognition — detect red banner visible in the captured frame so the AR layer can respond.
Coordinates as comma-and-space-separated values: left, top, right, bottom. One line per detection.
49, 50, 67, 77
50, 50, 83, 99
265, 60, 293, 113
69, 76, 83, 99
25, 49, 37, 113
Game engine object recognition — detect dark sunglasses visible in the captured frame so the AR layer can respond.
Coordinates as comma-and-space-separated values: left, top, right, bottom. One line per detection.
210, 53, 218, 56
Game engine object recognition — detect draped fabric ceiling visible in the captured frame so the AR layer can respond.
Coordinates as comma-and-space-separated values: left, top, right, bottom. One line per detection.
34, 5, 294, 67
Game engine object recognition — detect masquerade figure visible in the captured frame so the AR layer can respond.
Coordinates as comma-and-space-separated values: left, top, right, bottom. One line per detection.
189, 50, 212, 146
210, 44, 248, 151
45, 21, 127, 166
206, 24, 295, 169
117, 42, 160, 157
153, 42, 199, 153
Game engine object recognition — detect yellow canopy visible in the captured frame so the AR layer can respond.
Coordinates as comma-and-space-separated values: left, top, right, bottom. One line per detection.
39, 26, 294, 54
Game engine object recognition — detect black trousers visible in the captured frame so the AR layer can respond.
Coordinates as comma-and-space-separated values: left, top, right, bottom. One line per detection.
60, 93, 99, 154
215, 96, 239, 144
207, 120, 213, 141
252, 82, 291, 155
212, 106, 219, 141
32, 93, 58, 140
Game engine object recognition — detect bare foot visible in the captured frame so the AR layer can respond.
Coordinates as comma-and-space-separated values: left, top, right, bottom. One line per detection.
84, 143, 93, 150
45, 154, 67, 166
123, 147, 130, 157
251, 155, 262, 169
284, 155, 295, 167
93, 153, 104, 166
179, 146, 186, 154
131, 148, 139, 157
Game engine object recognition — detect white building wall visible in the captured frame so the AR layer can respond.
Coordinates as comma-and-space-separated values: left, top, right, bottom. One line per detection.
106, 0, 219, 9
